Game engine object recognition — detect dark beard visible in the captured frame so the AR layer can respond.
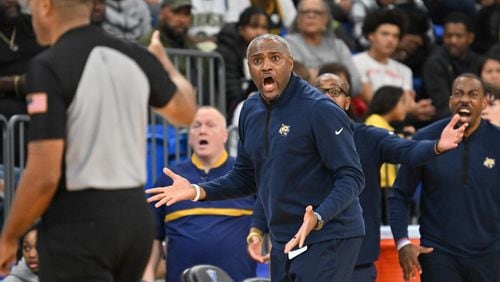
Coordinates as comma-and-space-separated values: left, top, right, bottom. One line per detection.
160, 24, 186, 47
0, 3, 21, 28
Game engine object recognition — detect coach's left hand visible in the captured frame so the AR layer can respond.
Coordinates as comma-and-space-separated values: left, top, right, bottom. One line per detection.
284, 205, 317, 254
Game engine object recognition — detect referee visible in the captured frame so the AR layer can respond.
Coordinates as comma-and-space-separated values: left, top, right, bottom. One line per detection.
0, 0, 196, 280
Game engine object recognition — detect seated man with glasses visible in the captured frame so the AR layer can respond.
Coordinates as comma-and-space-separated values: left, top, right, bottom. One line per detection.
316, 80, 349, 100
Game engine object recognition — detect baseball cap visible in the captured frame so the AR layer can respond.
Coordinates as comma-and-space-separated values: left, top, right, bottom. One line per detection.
161, 0, 192, 10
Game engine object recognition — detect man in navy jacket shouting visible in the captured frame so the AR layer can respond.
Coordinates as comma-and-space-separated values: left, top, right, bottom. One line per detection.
389, 74, 500, 282
248, 73, 466, 282
147, 34, 365, 281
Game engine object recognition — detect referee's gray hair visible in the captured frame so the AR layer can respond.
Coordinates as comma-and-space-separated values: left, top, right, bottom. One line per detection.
246, 34, 292, 59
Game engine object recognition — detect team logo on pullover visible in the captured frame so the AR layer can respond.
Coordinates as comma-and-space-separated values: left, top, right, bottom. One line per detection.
483, 157, 495, 169
279, 123, 290, 137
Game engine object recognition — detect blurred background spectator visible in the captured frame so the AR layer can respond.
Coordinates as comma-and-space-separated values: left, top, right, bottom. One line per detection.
286, 0, 362, 92
187, 0, 248, 51
481, 43, 500, 88
422, 12, 484, 120
143, 107, 256, 282
2, 224, 39, 282
325, 0, 360, 51
350, 0, 399, 49
101, 0, 152, 42
481, 43, 500, 127
482, 83, 500, 126
216, 6, 270, 119
249, 0, 297, 35
472, 0, 500, 54
90, 0, 106, 26
422, 0, 477, 25
143, 0, 196, 49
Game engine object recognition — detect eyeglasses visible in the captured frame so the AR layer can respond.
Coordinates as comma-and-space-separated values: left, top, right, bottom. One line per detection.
298, 9, 325, 16
319, 87, 348, 98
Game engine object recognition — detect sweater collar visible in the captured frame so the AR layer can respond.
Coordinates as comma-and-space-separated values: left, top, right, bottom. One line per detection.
259, 73, 301, 107
191, 150, 228, 171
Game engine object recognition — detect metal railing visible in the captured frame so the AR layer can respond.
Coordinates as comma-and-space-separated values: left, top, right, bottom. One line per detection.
1, 114, 29, 221
1, 114, 8, 224
145, 48, 227, 187
168, 48, 226, 116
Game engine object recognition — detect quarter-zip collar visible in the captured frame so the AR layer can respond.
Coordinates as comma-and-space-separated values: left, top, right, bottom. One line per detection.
259, 72, 300, 107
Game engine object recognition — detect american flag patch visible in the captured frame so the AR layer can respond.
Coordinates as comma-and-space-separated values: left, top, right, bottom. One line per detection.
26, 93, 48, 114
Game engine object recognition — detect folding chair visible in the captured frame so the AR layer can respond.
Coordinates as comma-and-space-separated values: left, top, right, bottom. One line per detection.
180, 264, 233, 282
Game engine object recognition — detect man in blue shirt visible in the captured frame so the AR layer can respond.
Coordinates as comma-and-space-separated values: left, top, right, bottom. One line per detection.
389, 73, 500, 282
142, 106, 256, 282
147, 34, 365, 281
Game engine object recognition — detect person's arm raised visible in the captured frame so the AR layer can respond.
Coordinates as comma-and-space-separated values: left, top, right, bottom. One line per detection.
146, 168, 207, 207
435, 114, 468, 154
148, 31, 197, 126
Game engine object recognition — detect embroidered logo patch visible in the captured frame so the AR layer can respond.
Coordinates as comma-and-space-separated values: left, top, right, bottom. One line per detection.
279, 123, 290, 137
483, 157, 495, 169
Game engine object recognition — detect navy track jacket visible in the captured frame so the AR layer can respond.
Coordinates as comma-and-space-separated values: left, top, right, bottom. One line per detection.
202, 74, 365, 249
389, 119, 500, 256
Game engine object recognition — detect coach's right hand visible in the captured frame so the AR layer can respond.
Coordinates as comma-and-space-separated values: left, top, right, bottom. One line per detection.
146, 168, 205, 207
398, 243, 433, 282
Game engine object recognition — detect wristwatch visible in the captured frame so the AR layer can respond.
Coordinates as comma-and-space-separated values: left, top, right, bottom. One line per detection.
313, 212, 324, 230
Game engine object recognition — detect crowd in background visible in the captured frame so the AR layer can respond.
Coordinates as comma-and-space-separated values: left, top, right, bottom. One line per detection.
2, 0, 500, 125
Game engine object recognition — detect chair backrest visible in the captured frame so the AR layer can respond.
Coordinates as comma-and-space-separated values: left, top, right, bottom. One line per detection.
145, 123, 189, 188
242, 278, 271, 282
180, 264, 234, 282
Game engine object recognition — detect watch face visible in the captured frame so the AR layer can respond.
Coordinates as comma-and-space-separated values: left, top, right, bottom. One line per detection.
314, 221, 324, 231
313, 212, 324, 230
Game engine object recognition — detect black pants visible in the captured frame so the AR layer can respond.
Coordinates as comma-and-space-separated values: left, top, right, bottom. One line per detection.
419, 248, 500, 282
38, 188, 155, 282
351, 263, 377, 282
270, 237, 362, 282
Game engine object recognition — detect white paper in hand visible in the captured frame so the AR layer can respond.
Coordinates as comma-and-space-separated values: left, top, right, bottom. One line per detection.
287, 245, 308, 260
